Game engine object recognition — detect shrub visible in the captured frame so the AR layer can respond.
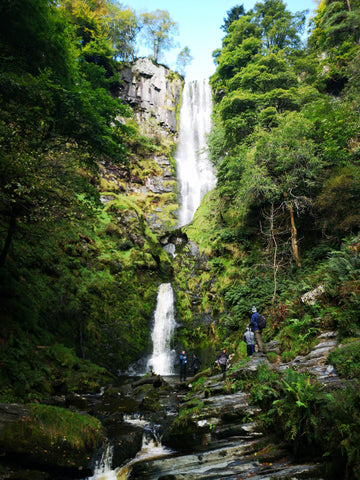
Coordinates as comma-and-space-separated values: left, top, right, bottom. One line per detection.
262, 369, 329, 456
328, 340, 360, 379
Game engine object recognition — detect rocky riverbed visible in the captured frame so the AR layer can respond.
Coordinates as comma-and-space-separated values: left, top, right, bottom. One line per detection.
127, 331, 340, 479
0, 331, 341, 480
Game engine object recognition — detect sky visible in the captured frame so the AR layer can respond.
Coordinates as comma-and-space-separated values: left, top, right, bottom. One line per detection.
125, 0, 320, 80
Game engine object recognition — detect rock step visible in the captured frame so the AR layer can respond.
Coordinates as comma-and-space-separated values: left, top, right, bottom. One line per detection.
130, 436, 324, 479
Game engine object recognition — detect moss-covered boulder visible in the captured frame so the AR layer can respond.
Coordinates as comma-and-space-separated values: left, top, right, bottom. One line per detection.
0, 403, 104, 476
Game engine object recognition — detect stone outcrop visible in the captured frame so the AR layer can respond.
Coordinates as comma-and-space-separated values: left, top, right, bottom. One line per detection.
98, 58, 184, 236
0, 403, 103, 477
118, 57, 183, 137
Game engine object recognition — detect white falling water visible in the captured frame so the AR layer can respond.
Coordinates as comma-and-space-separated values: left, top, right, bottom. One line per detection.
176, 79, 216, 227
146, 283, 176, 375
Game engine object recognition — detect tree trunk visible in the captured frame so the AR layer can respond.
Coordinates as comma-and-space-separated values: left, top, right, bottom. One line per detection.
287, 200, 301, 267
0, 213, 16, 267
269, 203, 279, 304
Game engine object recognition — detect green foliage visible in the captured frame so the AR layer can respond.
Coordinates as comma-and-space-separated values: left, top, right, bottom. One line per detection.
139, 9, 178, 63
328, 340, 360, 379
107, 3, 140, 62
248, 364, 282, 408
319, 240, 360, 335
258, 369, 360, 477
324, 381, 360, 478
278, 315, 320, 357
262, 369, 329, 455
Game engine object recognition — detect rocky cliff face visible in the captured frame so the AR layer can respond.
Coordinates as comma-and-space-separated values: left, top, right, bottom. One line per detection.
118, 57, 183, 138
99, 58, 184, 236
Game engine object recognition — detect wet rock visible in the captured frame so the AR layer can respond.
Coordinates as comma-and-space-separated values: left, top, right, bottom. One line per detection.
265, 339, 281, 355
131, 374, 165, 389
102, 422, 144, 469
65, 392, 89, 410
274, 330, 341, 387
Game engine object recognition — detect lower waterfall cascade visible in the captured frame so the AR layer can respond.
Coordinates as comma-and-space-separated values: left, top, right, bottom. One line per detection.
146, 283, 176, 376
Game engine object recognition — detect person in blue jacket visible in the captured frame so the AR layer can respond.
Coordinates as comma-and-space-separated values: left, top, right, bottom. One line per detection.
249, 306, 263, 353
179, 349, 188, 382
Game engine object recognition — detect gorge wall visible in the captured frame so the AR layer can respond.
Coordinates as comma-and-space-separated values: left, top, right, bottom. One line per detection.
99, 58, 183, 237
119, 57, 183, 138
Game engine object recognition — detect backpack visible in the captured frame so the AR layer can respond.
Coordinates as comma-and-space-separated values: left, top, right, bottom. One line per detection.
258, 315, 266, 330
193, 358, 201, 369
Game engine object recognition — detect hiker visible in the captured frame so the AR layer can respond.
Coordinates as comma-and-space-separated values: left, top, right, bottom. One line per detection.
191, 353, 201, 376
179, 349, 188, 382
243, 326, 255, 357
249, 306, 264, 353
216, 348, 229, 379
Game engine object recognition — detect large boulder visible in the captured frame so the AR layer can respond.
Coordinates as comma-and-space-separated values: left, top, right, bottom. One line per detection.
0, 403, 104, 476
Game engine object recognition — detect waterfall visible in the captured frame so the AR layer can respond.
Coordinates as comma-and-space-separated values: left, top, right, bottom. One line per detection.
86, 423, 172, 480
176, 79, 216, 227
147, 283, 176, 375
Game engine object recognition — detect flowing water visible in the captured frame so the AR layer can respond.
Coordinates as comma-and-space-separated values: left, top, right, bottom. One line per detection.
146, 283, 176, 375
87, 415, 173, 480
176, 79, 216, 227
86, 80, 216, 479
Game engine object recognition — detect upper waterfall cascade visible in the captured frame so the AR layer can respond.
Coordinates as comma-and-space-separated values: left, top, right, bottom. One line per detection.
176, 79, 216, 227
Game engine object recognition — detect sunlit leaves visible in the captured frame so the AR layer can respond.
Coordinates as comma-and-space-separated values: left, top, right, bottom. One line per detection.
139, 9, 178, 63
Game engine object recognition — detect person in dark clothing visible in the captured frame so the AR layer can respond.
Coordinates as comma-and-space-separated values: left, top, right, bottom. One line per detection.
191, 354, 201, 376
249, 306, 263, 353
217, 348, 229, 379
243, 326, 255, 357
179, 350, 188, 382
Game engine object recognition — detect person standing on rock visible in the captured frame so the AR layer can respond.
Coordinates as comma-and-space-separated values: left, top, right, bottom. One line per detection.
217, 348, 229, 379
243, 326, 255, 357
179, 349, 188, 382
249, 306, 264, 353
191, 353, 201, 376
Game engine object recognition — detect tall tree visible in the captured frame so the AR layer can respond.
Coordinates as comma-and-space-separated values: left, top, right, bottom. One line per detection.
221, 4, 245, 33
107, 3, 140, 62
140, 9, 178, 63
252, 0, 307, 52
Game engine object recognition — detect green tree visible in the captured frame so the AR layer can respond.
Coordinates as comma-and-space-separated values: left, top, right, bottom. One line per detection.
252, 0, 307, 52
176, 46, 193, 76
107, 3, 140, 62
309, 0, 360, 94
221, 4, 245, 33
140, 9, 178, 63
59, 0, 116, 80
